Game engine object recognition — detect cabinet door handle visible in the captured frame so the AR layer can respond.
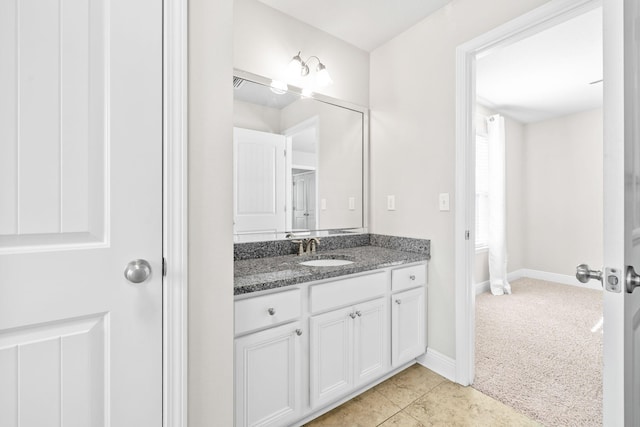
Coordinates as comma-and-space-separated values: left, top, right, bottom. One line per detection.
395, 299, 402, 304
409, 275, 416, 281
295, 329, 303, 336
355, 311, 362, 317
349, 312, 356, 319
267, 307, 276, 315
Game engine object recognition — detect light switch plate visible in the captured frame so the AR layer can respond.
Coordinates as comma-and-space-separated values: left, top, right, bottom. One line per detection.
348, 197, 355, 210
387, 195, 396, 211
439, 193, 450, 211
321, 198, 327, 210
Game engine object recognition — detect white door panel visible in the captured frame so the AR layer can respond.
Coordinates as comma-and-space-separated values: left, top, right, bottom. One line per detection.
603, 0, 640, 424
310, 306, 353, 408
234, 128, 286, 235
0, 0, 162, 424
391, 287, 426, 367
354, 297, 388, 386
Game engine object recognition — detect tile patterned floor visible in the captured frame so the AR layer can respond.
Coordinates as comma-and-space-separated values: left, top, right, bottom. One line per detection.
304, 364, 540, 427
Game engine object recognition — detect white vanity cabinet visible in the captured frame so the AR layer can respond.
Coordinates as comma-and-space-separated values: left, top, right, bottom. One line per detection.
234, 289, 303, 427
235, 321, 304, 427
390, 264, 427, 367
309, 296, 388, 408
234, 261, 427, 427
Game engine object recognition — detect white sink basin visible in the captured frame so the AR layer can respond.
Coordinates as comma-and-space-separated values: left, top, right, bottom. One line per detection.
299, 259, 354, 267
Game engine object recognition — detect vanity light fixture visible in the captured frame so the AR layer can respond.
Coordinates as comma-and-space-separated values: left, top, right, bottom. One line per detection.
288, 51, 333, 87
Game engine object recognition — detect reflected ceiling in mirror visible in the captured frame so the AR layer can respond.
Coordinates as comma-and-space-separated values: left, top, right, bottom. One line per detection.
233, 71, 367, 242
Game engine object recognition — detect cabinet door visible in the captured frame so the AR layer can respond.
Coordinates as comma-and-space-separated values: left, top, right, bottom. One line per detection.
310, 306, 354, 408
353, 297, 389, 387
391, 287, 426, 367
235, 322, 302, 427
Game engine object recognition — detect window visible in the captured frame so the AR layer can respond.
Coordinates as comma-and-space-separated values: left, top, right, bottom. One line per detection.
475, 131, 489, 250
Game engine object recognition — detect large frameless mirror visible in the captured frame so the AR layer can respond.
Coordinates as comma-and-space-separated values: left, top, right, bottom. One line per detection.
233, 70, 368, 242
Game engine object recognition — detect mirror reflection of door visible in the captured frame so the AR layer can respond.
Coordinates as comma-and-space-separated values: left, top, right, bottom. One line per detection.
292, 170, 316, 231
233, 127, 286, 238
285, 116, 319, 232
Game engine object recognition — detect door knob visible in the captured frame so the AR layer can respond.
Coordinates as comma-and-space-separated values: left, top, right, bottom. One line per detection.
626, 265, 640, 293
124, 259, 152, 284
576, 264, 603, 284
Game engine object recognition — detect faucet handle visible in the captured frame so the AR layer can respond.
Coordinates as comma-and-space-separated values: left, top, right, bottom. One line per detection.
291, 240, 304, 256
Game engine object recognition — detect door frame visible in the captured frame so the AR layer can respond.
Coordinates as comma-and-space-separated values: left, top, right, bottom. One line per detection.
163, 0, 188, 425
454, 0, 602, 386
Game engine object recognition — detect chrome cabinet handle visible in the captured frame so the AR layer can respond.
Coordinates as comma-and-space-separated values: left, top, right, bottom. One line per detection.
124, 259, 152, 284
349, 312, 356, 319
355, 311, 362, 317
295, 329, 303, 336
409, 275, 416, 281
268, 308, 276, 316
395, 299, 402, 304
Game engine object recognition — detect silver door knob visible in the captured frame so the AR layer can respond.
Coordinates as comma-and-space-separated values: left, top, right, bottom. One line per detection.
626, 266, 640, 293
576, 264, 602, 284
124, 259, 152, 284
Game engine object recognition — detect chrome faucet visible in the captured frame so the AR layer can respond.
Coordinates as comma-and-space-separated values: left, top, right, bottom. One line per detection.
305, 238, 320, 254
291, 238, 320, 255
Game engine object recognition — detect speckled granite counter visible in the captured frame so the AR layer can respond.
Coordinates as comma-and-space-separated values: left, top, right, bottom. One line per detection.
234, 234, 430, 295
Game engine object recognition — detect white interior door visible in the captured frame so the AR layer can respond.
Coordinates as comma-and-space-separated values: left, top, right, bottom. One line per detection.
603, 0, 640, 424
0, 0, 162, 424
292, 171, 316, 230
233, 127, 286, 236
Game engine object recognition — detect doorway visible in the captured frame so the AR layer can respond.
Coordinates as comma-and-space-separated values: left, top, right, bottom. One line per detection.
454, 0, 603, 420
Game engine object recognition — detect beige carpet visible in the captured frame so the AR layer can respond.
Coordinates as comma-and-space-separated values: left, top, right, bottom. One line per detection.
473, 278, 602, 426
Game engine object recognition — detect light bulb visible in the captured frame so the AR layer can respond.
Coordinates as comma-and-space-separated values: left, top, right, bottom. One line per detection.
315, 63, 333, 87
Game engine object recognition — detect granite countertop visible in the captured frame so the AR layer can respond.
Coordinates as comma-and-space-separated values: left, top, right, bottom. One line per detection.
234, 245, 428, 295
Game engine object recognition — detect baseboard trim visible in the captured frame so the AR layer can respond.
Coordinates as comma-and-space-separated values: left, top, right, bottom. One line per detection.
476, 269, 602, 294
417, 348, 456, 382
508, 268, 603, 291
475, 280, 490, 295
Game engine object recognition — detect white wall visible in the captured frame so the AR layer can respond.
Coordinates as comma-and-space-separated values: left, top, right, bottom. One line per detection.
523, 108, 603, 275
188, 0, 234, 425
369, 0, 549, 359
474, 108, 603, 284
233, 0, 370, 107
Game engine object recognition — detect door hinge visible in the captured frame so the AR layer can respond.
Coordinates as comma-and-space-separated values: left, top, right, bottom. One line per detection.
465, 230, 470, 240
162, 257, 167, 277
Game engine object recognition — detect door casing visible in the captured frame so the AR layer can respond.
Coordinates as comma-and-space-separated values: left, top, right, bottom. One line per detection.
163, 0, 188, 425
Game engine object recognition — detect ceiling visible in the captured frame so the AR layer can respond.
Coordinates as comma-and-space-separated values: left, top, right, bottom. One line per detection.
245, 1, 602, 124
257, 0, 450, 52
476, 7, 603, 124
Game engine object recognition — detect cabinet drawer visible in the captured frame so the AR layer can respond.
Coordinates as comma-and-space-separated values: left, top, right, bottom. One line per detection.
235, 289, 301, 335
391, 264, 426, 292
310, 272, 386, 313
